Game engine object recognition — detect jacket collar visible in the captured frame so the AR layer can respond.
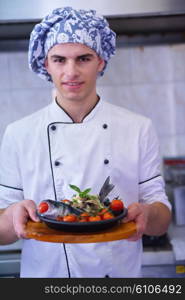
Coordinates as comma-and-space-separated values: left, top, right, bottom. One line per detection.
49, 97, 103, 123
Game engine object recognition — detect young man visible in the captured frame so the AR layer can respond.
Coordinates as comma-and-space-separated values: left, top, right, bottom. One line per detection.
0, 7, 171, 277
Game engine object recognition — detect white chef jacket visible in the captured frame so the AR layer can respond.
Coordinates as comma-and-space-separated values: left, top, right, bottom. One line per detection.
0, 98, 171, 278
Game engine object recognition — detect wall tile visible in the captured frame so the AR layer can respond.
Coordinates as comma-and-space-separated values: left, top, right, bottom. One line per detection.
0, 90, 12, 140
173, 82, 185, 135
8, 52, 51, 89
0, 53, 11, 90
97, 85, 131, 108
97, 48, 131, 86
159, 136, 177, 158
175, 135, 185, 156
130, 45, 172, 84
170, 44, 185, 81
128, 84, 175, 137
9, 88, 52, 122
0, 88, 52, 142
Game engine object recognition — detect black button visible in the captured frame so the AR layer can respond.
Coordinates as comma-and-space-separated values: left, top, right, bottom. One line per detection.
54, 161, 60, 166
105, 275, 110, 278
103, 124, 108, 129
51, 125, 56, 131
104, 159, 109, 164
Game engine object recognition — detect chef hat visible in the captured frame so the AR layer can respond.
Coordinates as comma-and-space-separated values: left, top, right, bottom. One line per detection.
28, 6, 116, 81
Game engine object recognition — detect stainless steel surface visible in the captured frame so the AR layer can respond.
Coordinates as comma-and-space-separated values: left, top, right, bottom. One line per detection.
0, 0, 185, 39
0, 240, 22, 277
141, 265, 185, 278
142, 222, 185, 278
163, 157, 185, 226
1, 0, 185, 20
0, 252, 20, 277
0, 239, 22, 251
173, 187, 185, 226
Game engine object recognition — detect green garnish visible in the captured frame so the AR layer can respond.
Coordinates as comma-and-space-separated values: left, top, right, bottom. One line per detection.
69, 184, 91, 198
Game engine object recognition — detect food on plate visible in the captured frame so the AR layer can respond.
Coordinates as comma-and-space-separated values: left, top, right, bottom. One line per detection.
38, 201, 49, 214
88, 215, 102, 222
110, 198, 124, 212
78, 212, 90, 222
36, 199, 82, 219
37, 176, 125, 223
63, 215, 78, 222
61, 199, 70, 204
101, 212, 114, 220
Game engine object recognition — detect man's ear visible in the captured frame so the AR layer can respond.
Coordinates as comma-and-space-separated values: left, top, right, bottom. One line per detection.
98, 58, 105, 73
44, 58, 49, 71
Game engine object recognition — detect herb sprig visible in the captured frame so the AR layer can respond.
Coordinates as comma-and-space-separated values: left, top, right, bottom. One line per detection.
69, 184, 91, 198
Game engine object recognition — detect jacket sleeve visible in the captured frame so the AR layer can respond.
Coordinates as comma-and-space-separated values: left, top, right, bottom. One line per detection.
138, 119, 171, 210
0, 125, 23, 209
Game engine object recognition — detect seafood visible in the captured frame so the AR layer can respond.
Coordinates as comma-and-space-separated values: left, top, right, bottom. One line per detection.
69, 176, 115, 215
37, 199, 83, 219
98, 176, 115, 203
37, 176, 116, 219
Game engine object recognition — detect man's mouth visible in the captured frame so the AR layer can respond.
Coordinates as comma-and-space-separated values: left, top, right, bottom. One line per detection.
63, 81, 84, 87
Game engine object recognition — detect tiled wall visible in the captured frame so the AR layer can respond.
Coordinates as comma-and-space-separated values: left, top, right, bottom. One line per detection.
0, 51, 52, 140
0, 42, 185, 159
97, 43, 185, 158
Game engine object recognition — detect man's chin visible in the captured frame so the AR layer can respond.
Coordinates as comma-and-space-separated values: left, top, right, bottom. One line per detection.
57, 94, 84, 103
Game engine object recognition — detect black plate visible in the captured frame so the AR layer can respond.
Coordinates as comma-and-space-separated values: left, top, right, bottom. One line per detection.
38, 208, 128, 233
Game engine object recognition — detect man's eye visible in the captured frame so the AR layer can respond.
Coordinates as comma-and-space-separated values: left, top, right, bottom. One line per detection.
53, 58, 65, 63
79, 57, 91, 62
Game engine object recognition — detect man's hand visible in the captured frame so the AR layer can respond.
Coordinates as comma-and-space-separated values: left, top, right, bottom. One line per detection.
122, 203, 149, 241
0, 200, 39, 244
122, 202, 171, 242
11, 200, 39, 239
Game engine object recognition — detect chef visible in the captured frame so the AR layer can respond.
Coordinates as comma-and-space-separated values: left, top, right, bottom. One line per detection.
0, 7, 171, 278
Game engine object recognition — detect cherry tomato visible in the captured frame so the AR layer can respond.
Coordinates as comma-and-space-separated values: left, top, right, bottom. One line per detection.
110, 199, 124, 211
88, 215, 101, 222
79, 212, 89, 222
63, 215, 77, 222
99, 208, 108, 215
38, 202, 49, 213
79, 217, 89, 222
102, 212, 114, 220
80, 212, 89, 217
56, 216, 64, 221
61, 199, 70, 204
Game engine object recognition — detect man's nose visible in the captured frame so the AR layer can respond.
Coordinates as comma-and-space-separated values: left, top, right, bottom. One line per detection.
65, 61, 79, 78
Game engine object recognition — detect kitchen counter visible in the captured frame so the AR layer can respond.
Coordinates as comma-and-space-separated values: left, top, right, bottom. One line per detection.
0, 242, 22, 277
142, 222, 185, 265
141, 222, 185, 277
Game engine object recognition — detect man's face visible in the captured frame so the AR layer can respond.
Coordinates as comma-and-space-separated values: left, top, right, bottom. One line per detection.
45, 43, 105, 103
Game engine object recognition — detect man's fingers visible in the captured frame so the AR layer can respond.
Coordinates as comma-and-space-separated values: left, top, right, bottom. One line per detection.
13, 213, 28, 239
122, 203, 148, 241
27, 206, 40, 222
12, 199, 39, 238
22, 199, 39, 222
122, 205, 140, 223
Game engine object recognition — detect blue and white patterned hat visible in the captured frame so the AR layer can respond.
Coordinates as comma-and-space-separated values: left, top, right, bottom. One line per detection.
28, 7, 116, 81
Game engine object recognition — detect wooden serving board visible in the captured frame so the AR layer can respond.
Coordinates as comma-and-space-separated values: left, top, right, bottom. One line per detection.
25, 221, 136, 243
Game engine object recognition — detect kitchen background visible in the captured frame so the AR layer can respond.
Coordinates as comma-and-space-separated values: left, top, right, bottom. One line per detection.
1, 42, 185, 156
0, 0, 185, 277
